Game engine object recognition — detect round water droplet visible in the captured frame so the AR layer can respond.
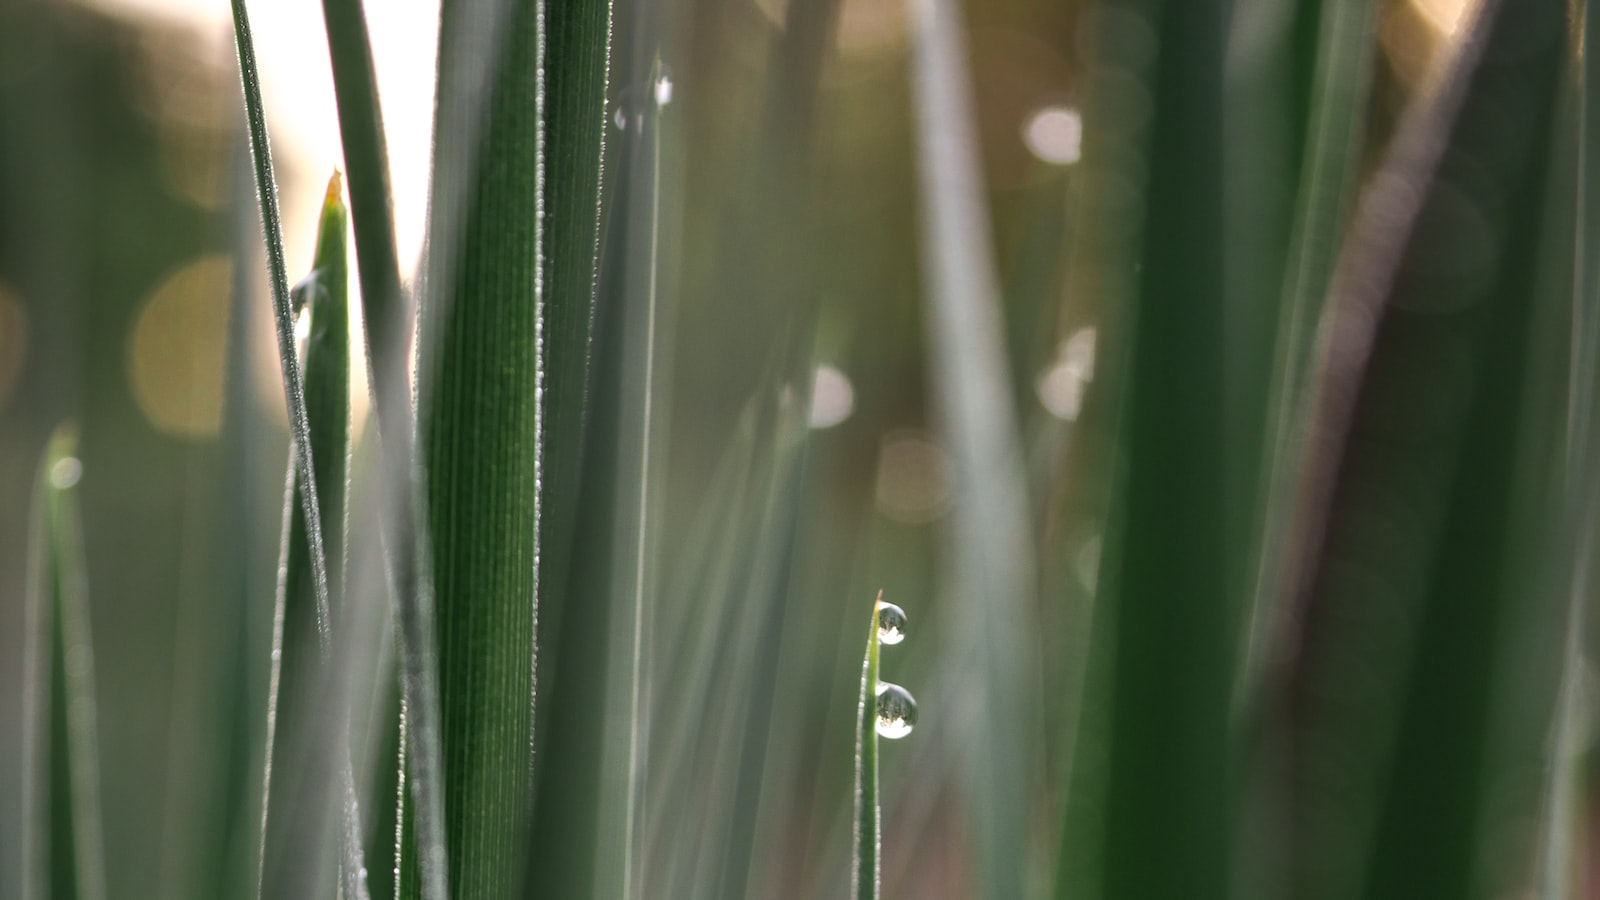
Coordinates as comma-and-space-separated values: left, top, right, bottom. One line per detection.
875, 600, 907, 645
874, 682, 917, 739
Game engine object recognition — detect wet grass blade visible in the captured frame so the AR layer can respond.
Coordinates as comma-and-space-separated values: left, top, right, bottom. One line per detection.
906, 0, 1037, 895
257, 175, 360, 900
22, 427, 106, 900
852, 594, 883, 900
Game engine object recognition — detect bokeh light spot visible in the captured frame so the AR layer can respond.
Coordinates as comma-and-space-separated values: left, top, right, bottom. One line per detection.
1022, 105, 1082, 165
128, 256, 233, 439
809, 365, 855, 429
875, 431, 953, 523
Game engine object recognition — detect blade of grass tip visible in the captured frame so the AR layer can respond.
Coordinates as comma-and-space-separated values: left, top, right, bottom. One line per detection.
852, 594, 883, 900
1236, 0, 1379, 715
907, 0, 1037, 896
1534, 4, 1600, 893
257, 174, 366, 900
314, 0, 451, 895
22, 426, 107, 900
406, 0, 542, 895
318, 0, 405, 393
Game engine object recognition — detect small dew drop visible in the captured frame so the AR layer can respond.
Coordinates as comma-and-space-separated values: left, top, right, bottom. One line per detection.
270, 648, 282, 662
49, 456, 82, 490
875, 682, 917, 740
613, 105, 630, 131
875, 600, 907, 645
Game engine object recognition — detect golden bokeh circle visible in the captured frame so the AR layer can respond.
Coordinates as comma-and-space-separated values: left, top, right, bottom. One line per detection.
127, 256, 233, 439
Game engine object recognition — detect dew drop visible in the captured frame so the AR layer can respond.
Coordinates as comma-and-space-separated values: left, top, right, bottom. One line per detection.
270, 648, 282, 662
874, 682, 917, 739
875, 600, 907, 646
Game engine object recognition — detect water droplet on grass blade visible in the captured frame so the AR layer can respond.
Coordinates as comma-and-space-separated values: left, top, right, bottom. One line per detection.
874, 683, 917, 739
875, 600, 907, 645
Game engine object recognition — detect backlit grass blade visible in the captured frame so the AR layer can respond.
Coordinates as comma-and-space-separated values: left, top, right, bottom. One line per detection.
228, 0, 334, 657
22, 426, 106, 900
852, 593, 883, 900
409, 0, 544, 894
257, 174, 360, 900
907, 0, 1036, 895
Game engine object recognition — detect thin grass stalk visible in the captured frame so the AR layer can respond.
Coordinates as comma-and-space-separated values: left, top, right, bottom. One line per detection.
22, 427, 106, 900
228, 0, 334, 653
906, 0, 1037, 895
852, 594, 883, 900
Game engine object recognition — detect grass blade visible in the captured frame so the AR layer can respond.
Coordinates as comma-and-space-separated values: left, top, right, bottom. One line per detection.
1053, 2, 1234, 897
851, 593, 884, 900
318, 0, 405, 397
257, 174, 359, 900
22, 426, 107, 900
228, 0, 334, 658
1534, 6, 1600, 895
410, 0, 544, 894
907, 0, 1036, 895
1284, 2, 1572, 895
1235, 0, 1380, 713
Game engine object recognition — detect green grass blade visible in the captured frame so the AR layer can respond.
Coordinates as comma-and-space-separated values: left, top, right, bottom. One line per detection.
852, 593, 883, 900
318, 0, 405, 398
23, 426, 107, 900
1534, 7, 1600, 895
228, 0, 334, 653
257, 175, 359, 900
410, 0, 543, 894
1052, 2, 1234, 898
536, 0, 613, 616
907, 0, 1036, 895
1236, 0, 1380, 713
1284, 2, 1572, 896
